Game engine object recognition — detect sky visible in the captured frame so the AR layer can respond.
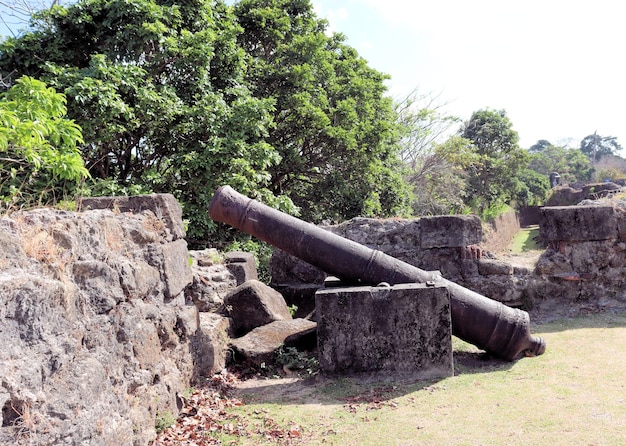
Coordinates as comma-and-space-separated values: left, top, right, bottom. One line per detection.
2, 0, 625, 150
312, 0, 626, 150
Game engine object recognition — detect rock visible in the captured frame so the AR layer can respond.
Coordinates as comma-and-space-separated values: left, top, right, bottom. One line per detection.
419, 215, 483, 248
79, 193, 186, 240
0, 197, 203, 446
191, 313, 233, 381
187, 249, 237, 312
540, 205, 618, 241
224, 280, 293, 335
229, 319, 317, 366
161, 239, 193, 299
478, 259, 514, 275
316, 284, 453, 379
225, 251, 258, 285
270, 249, 326, 286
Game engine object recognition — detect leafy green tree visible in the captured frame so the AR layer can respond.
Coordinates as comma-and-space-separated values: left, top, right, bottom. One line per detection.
514, 168, 550, 207
406, 135, 477, 215
460, 109, 528, 214
233, 0, 411, 223
527, 141, 593, 183
1, 0, 413, 243
528, 139, 551, 153
0, 0, 287, 244
0, 75, 88, 208
580, 132, 623, 163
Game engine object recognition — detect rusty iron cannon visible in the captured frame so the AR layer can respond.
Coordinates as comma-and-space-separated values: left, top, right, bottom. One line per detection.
208, 186, 546, 361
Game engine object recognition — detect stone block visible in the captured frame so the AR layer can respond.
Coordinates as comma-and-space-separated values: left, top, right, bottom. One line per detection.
161, 239, 193, 299
419, 215, 482, 248
191, 313, 233, 381
540, 205, 617, 241
478, 259, 514, 275
270, 248, 326, 286
79, 193, 186, 240
229, 319, 317, 366
225, 251, 258, 285
224, 279, 292, 336
316, 283, 453, 379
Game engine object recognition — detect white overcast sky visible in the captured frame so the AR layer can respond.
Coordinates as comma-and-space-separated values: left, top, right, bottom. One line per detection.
2, 0, 625, 150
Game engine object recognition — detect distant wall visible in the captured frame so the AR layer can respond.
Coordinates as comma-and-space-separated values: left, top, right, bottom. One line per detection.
272, 214, 532, 308
519, 206, 542, 227
481, 210, 521, 253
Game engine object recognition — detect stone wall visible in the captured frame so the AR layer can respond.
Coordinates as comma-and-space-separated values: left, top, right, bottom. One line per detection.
0, 195, 232, 446
527, 201, 626, 318
481, 209, 521, 253
271, 215, 531, 308
272, 203, 626, 322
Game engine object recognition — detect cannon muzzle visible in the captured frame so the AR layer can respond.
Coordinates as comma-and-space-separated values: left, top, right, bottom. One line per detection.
208, 185, 546, 361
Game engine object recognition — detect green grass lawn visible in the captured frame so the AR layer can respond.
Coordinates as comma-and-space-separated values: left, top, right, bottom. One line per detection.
169, 311, 626, 446
508, 226, 542, 253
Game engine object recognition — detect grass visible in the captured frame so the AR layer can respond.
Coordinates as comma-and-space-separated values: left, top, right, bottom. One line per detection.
228, 311, 626, 445
508, 225, 543, 253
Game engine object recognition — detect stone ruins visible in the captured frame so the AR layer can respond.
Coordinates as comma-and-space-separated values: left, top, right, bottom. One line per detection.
1, 186, 625, 444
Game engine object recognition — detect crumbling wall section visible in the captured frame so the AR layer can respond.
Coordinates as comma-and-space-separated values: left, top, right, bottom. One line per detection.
0, 195, 227, 446
271, 215, 530, 308
527, 201, 626, 318
481, 209, 521, 253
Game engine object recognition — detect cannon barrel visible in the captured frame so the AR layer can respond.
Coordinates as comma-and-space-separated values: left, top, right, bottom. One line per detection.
209, 186, 546, 361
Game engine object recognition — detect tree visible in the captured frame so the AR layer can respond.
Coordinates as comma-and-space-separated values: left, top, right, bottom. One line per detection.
233, 0, 411, 223
0, 0, 288, 244
514, 168, 550, 207
528, 139, 551, 153
460, 109, 528, 214
1, 0, 413, 243
0, 75, 88, 207
407, 135, 477, 215
527, 141, 593, 183
580, 132, 623, 163
395, 89, 460, 168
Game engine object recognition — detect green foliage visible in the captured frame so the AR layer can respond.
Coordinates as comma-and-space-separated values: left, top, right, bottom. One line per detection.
514, 168, 550, 207
0, 75, 88, 209
461, 109, 528, 213
0, 0, 288, 244
225, 237, 273, 283
580, 133, 623, 162
595, 167, 622, 182
407, 135, 477, 215
0, 0, 412, 244
155, 411, 176, 433
527, 141, 593, 183
275, 345, 319, 377
79, 177, 152, 197
234, 0, 412, 223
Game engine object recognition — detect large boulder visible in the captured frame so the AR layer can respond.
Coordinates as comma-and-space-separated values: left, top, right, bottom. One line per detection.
229, 319, 317, 366
224, 280, 292, 336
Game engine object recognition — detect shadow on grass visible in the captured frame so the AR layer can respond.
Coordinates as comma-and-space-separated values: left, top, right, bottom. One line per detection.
234, 349, 514, 406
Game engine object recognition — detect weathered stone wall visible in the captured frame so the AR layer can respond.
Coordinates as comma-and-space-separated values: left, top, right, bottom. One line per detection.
0, 196, 232, 446
271, 215, 531, 308
527, 201, 626, 318
271, 202, 626, 322
481, 209, 521, 253
545, 182, 622, 206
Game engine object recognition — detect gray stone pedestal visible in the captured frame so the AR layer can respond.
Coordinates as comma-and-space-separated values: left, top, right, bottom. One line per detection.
316, 283, 453, 379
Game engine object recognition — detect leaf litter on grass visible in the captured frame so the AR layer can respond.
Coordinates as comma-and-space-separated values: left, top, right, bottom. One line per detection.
152, 372, 306, 446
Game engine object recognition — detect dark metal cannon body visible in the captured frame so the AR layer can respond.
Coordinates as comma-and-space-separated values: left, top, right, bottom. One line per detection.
209, 186, 546, 361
